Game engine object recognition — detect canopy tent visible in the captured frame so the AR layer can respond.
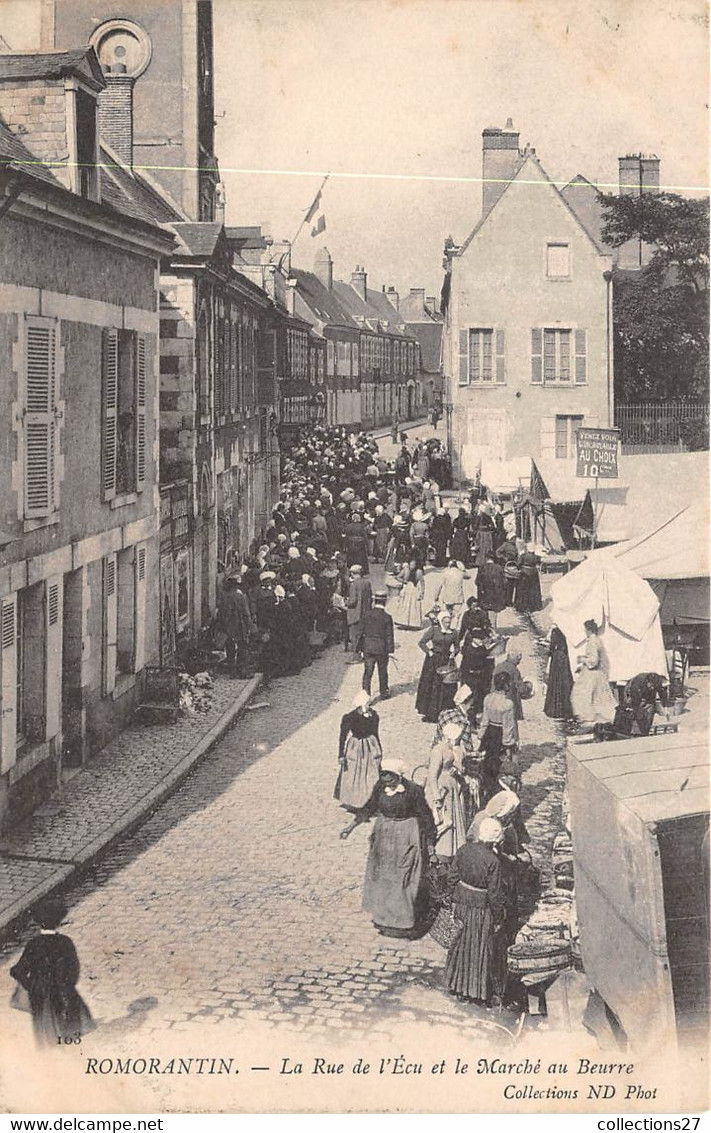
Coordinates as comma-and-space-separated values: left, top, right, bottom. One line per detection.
588, 451, 708, 545
549, 555, 668, 682
587, 498, 709, 625
518, 460, 594, 552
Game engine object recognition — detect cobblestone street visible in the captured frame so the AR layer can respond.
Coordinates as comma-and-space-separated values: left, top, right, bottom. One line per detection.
0, 563, 577, 1110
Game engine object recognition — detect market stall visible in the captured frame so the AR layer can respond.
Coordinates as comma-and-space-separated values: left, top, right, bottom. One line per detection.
567, 730, 709, 1051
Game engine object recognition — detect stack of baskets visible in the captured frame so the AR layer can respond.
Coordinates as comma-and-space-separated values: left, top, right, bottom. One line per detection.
552, 830, 574, 890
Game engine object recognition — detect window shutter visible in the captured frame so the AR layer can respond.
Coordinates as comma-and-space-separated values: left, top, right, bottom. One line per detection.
103, 555, 118, 696
44, 578, 62, 740
133, 544, 147, 673
102, 328, 118, 500
458, 328, 469, 385
24, 320, 57, 518
135, 334, 147, 491
0, 597, 17, 774
575, 329, 587, 383
495, 329, 506, 383
531, 328, 542, 383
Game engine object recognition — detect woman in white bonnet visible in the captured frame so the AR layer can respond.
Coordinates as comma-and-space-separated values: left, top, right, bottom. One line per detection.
341, 758, 436, 938
334, 689, 382, 811
444, 815, 505, 1005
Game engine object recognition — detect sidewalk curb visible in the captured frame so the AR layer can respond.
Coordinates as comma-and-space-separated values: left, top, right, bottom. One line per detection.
0, 673, 263, 940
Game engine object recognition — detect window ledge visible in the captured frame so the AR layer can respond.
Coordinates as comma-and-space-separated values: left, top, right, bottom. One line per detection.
111, 672, 137, 701
23, 514, 60, 533
546, 276, 573, 282
110, 492, 138, 509
534, 383, 587, 388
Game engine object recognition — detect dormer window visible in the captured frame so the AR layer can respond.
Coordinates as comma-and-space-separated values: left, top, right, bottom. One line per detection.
64, 79, 101, 201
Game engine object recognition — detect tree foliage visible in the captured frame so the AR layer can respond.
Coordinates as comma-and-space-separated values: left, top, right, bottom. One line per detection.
600, 192, 709, 403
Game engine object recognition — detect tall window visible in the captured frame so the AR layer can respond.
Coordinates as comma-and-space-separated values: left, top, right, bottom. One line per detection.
459, 328, 506, 385
23, 316, 60, 519
102, 329, 147, 499
555, 414, 584, 459
531, 328, 586, 384
546, 243, 571, 278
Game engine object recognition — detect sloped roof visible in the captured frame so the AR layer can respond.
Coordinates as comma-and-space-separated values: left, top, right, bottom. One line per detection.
0, 119, 61, 186
171, 222, 224, 257
459, 153, 609, 258
561, 174, 606, 250
0, 48, 105, 91
591, 498, 709, 581
568, 731, 709, 824
404, 320, 442, 372
332, 280, 409, 336
100, 150, 182, 226
291, 268, 359, 328
225, 225, 268, 249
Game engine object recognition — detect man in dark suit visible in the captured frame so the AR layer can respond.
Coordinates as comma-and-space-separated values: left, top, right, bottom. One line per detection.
360, 589, 395, 699
345, 564, 372, 659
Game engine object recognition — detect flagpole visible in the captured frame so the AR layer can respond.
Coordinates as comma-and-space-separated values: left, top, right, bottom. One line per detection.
290, 173, 329, 252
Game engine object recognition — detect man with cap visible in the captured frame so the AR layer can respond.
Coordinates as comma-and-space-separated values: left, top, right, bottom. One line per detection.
345, 564, 372, 660
360, 589, 395, 699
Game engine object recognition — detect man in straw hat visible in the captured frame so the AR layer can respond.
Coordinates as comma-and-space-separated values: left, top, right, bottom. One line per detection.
359, 589, 395, 700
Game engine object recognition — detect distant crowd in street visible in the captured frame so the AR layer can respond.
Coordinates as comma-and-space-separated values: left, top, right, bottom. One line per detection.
208, 420, 554, 1013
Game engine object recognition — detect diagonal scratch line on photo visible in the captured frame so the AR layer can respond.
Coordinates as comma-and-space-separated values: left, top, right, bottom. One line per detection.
4, 157, 709, 194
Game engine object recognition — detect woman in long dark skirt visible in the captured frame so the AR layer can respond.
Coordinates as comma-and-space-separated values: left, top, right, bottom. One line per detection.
514, 547, 543, 613
450, 509, 471, 568
444, 817, 505, 1003
341, 760, 437, 938
10, 898, 94, 1047
459, 627, 494, 722
544, 625, 574, 719
416, 612, 457, 723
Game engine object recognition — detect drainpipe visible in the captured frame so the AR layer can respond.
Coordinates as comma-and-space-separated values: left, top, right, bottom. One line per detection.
604, 269, 614, 427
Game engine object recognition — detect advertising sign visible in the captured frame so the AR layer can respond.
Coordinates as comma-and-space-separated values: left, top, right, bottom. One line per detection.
576, 426, 619, 479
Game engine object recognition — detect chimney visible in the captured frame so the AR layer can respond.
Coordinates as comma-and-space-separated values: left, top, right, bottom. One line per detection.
314, 246, 333, 290
385, 285, 399, 310
215, 182, 226, 225
286, 278, 297, 316
617, 153, 661, 269
408, 287, 426, 317
97, 63, 135, 167
482, 118, 523, 218
426, 295, 438, 314
351, 265, 367, 302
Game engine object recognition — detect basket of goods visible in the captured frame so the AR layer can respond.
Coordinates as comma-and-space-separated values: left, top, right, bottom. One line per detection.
504, 561, 520, 581
507, 938, 572, 986
385, 575, 403, 594
429, 903, 464, 949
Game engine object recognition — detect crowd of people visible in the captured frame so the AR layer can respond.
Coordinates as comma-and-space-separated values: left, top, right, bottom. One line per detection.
211, 421, 549, 1013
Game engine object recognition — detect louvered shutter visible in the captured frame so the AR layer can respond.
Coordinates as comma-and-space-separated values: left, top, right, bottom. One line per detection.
0, 597, 17, 773
133, 544, 147, 672
102, 328, 118, 500
44, 577, 62, 740
458, 328, 469, 385
135, 334, 147, 491
102, 555, 118, 695
575, 329, 587, 383
495, 329, 506, 383
531, 328, 543, 383
24, 320, 57, 518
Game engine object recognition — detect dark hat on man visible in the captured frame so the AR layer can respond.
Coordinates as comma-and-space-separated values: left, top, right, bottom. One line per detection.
373, 589, 388, 602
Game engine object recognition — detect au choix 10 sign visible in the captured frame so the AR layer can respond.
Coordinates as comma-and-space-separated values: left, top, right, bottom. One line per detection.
576, 427, 619, 479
